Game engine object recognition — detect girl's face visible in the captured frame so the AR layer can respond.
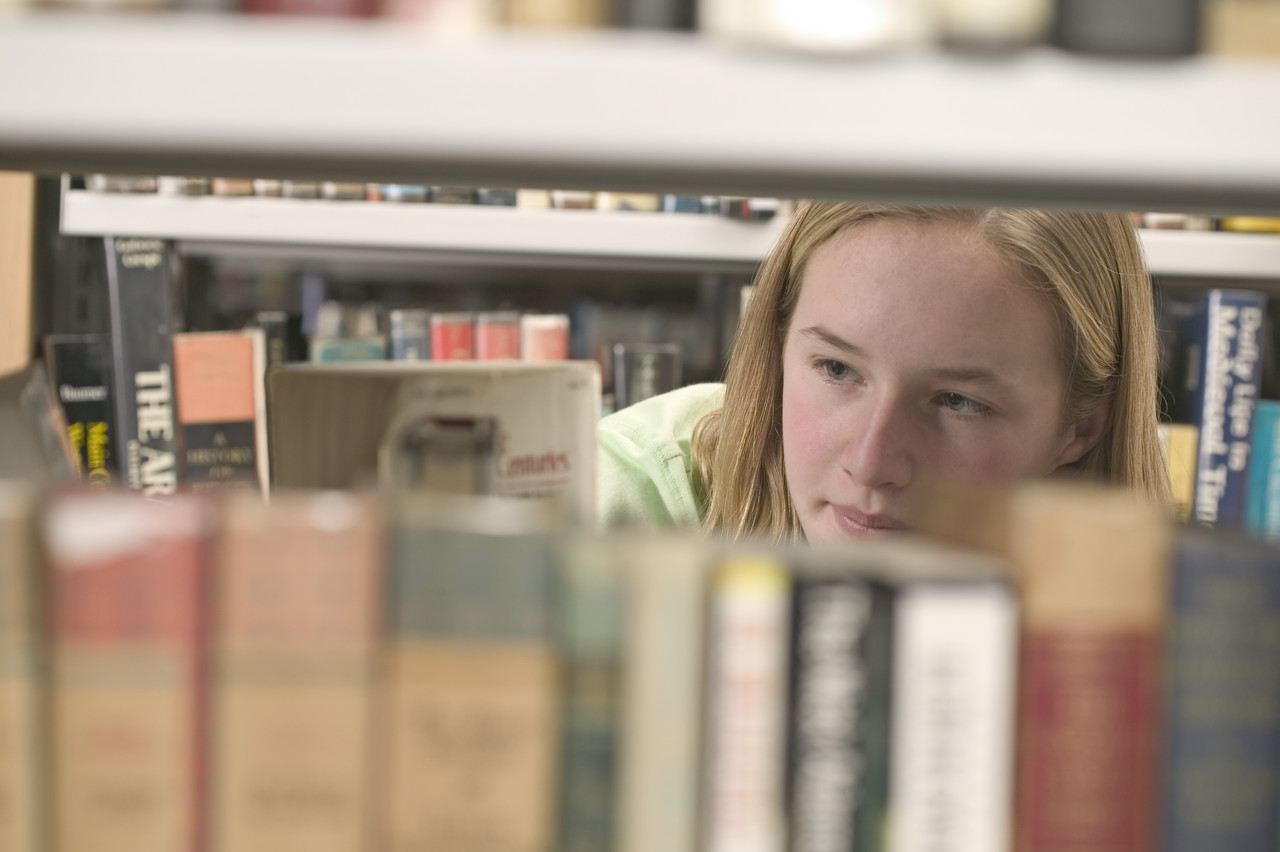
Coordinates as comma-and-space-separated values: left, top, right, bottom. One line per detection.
781, 218, 1097, 544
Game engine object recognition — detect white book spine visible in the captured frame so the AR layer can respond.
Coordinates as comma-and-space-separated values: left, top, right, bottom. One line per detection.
889, 581, 1016, 852
701, 557, 790, 852
614, 538, 709, 852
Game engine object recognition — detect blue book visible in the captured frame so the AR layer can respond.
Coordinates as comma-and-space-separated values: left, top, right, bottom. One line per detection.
1163, 528, 1280, 851
1178, 289, 1267, 527
1246, 400, 1280, 538
384, 501, 559, 852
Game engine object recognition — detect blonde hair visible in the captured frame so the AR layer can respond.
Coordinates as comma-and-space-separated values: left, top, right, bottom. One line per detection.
691, 201, 1173, 542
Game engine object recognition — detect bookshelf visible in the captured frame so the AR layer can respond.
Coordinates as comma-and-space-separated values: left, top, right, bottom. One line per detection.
2, 13, 1280, 216
59, 188, 1280, 279
5, 12, 1280, 852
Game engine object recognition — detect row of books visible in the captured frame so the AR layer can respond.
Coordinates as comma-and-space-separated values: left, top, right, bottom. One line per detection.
81, 177, 1280, 232
308, 302, 573, 362
1137, 212, 1280, 233
83, 175, 786, 219
24, 0, 1279, 61
2, 476, 1278, 851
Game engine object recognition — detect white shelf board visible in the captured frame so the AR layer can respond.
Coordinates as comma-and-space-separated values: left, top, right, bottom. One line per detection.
7, 13, 1280, 213
60, 190, 788, 270
1141, 229, 1280, 280
61, 190, 1280, 279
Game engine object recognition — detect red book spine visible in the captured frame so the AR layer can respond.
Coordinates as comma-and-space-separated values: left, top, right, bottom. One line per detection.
1016, 631, 1160, 852
46, 492, 210, 852
430, 314, 475, 361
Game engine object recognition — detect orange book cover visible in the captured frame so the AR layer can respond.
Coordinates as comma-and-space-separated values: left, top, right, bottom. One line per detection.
44, 489, 210, 852
173, 331, 259, 493
211, 490, 382, 852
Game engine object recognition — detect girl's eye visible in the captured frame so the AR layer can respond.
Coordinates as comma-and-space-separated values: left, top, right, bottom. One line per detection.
819, 359, 855, 381
939, 392, 990, 416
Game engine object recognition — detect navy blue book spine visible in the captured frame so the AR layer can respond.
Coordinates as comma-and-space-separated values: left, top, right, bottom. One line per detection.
1162, 529, 1280, 851
1183, 289, 1267, 527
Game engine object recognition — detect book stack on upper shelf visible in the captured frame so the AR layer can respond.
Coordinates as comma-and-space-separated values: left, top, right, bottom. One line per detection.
3, 476, 1280, 852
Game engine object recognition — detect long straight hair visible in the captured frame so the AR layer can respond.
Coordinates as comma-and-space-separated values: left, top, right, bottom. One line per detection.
691, 201, 1173, 542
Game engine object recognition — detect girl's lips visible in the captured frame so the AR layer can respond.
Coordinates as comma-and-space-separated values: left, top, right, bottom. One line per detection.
831, 505, 909, 538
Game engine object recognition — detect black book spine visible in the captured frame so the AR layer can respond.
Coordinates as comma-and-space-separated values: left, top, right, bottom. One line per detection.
104, 237, 179, 497
43, 334, 118, 485
785, 574, 893, 852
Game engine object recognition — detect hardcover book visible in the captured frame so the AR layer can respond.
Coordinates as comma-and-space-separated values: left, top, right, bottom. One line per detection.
701, 554, 790, 852
1158, 422, 1199, 524
44, 490, 210, 852
212, 491, 382, 852
172, 331, 261, 494
381, 497, 561, 852
44, 334, 117, 486
1176, 288, 1267, 528
104, 236, 180, 497
785, 565, 892, 852
429, 313, 475, 361
1162, 528, 1280, 851
612, 342, 682, 409
613, 534, 712, 852
555, 536, 625, 852
1245, 399, 1280, 538
888, 572, 1017, 852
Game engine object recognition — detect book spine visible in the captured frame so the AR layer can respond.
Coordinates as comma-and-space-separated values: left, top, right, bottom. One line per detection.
1189, 289, 1266, 528
254, 312, 291, 370
245, 327, 271, 498
520, 314, 570, 361
0, 485, 44, 852
1245, 400, 1280, 538
888, 580, 1017, 852
614, 535, 709, 852
44, 492, 209, 852
1017, 631, 1162, 851
104, 237, 179, 497
172, 332, 260, 493
555, 538, 624, 852
212, 492, 382, 852
44, 334, 118, 486
308, 338, 387, 363
382, 524, 559, 852
1162, 530, 1280, 851
785, 575, 893, 852
612, 343, 682, 409
388, 310, 430, 361
475, 312, 522, 361
1158, 422, 1199, 525
701, 555, 790, 852
429, 313, 475, 361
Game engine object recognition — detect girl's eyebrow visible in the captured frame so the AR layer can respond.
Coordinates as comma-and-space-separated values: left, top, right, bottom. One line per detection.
928, 366, 1014, 392
800, 325, 1014, 391
799, 325, 865, 358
